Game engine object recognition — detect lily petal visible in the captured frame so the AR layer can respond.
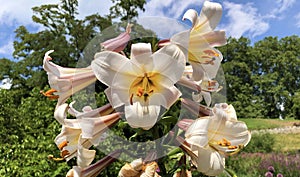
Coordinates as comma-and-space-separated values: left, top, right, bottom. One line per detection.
92, 51, 139, 87
196, 147, 225, 176
194, 1, 223, 33
101, 24, 132, 52
77, 146, 96, 168
182, 9, 198, 27
43, 50, 97, 107
185, 117, 210, 150
54, 103, 69, 125
125, 102, 160, 130
73, 150, 121, 177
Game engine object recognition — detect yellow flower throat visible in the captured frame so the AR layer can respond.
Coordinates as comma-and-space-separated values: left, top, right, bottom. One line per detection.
130, 72, 158, 105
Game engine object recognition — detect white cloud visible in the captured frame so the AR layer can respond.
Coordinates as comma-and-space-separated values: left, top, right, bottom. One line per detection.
77, 0, 112, 19
275, 0, 296, 13
295, 13, 300, 28
141, 0, 205, 19
0, 78, 12, 89
0, 0, 112, 26
221, 1, 269, 38
0, 0, 60, 26
0, 0, 112, 58
136, 16, 189, 39
0, 40, 14, 55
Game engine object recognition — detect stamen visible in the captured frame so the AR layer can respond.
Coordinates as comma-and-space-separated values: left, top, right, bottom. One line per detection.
48, 154, 64, 161
40, 89, 59, 100
60, 150, 70, 158
58, 140, 68, 150
217, 138, 231, 146
130, 93, 134, 105
137, 87, 144, 97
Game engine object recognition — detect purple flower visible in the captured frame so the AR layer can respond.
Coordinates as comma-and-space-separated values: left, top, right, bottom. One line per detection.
276, 173, 283, 177
265, 171, 273, 177
268, 166, 275, 173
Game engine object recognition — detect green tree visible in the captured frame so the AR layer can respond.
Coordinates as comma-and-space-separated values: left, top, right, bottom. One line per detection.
110, 0, 146, 21
11, 0, 112, 90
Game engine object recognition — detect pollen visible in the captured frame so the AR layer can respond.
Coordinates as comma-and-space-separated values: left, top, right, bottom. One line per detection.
228, 145, 238, 149
217, 138, 231, 146
137, 87, 144, 97
58, 140, 68, 150
60, 150, 70, 158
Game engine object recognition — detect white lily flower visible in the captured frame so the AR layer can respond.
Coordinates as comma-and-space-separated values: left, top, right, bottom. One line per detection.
182, 1, 226, 81
91, 43, 186, 130
183, 103, 251, 176
54, 103, 120, 161
43, 50, 97, 108
178, 65, 222, 106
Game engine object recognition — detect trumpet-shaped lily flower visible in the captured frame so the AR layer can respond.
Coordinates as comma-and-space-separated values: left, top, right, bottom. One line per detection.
182, 1, 226, 81
91, 43, 186, 130
181, 103, 251, 176
43, 50, 97, 108
54, 103, 120, 161
68, 101, 114, 118
178, 65, 222, 106
101, 24, 132, 53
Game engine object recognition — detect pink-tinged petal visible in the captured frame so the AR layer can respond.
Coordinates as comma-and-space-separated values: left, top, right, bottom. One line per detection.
81, 112, 121, 139
196, 147, 225, 176
77, 146, 96, 168
177, 77, 202, 92
185, 117, 211, 150
202, 31, 227, 47
101, 24, 132, 53
194, 1, 223, 33
181, 98, 212, 117
177, 119, 194, 131
150, 86, 181, 109
43, 50, 94, 78
68, 101, 114, 118
157, 39, 171, 48
125, 102, 160, 130
43, 51, 97, 107
182, 9, 199, 27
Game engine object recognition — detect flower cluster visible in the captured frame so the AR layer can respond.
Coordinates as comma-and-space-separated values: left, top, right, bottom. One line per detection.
42, 1, 251, 176
264, 166, 283, 177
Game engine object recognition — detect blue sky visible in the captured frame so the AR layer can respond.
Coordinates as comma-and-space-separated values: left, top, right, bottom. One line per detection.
0, 0, 300, 61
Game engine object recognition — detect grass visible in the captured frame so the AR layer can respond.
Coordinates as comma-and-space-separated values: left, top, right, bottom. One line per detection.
273, 133, 300, 152
240, 118, 300, 130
